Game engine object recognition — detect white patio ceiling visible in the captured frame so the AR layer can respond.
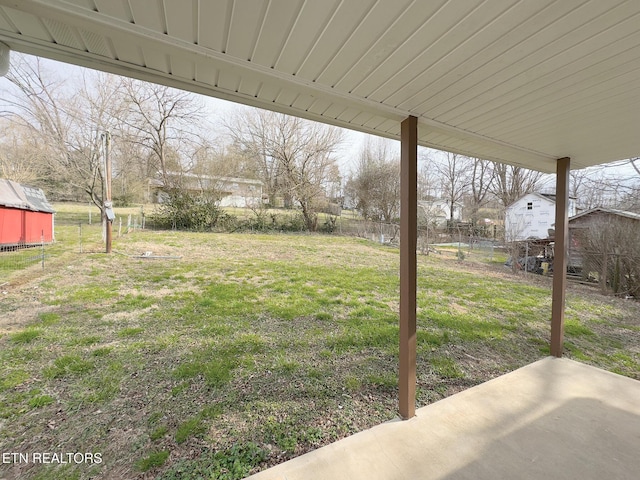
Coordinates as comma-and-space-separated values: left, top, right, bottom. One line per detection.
1, 0, 639, 173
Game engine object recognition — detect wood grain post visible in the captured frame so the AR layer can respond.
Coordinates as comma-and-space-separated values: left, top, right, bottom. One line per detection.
399, 116, 417, 419
551, 157, 570, 357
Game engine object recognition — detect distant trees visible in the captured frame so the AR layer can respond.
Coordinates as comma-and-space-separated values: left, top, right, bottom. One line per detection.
2, 56, 126, 210
3, 53, 639, 237
120, 78, 207, 189
0, 119, 46, 184
490, 164, 544, 208
226, 109, 343, 231
1, 54, 214, 208
468, 159, 495, 228
346, 138, 400, 223
434, 152, 472, 224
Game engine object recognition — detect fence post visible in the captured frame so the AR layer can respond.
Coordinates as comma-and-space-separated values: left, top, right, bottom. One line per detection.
41, 231, 45, 270
79, 222, 83, 254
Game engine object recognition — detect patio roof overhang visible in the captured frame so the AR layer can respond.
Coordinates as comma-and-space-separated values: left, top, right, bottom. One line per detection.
0, 0, 639, 173
0, 1, 638, 421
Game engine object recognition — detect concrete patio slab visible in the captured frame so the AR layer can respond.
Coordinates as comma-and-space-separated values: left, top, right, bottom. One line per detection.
245, 357, 640, 480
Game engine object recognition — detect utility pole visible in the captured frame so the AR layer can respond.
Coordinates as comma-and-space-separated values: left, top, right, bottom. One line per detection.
103, 131, 113, 253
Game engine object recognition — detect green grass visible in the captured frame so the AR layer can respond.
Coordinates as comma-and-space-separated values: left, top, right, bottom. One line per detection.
10, 329, 41, 344
158, 443, 267, 480
150, 425, 168, 441
43, 355, 94, 379
28, 393, 55, 408
136, 450, 170, 472
1, 205, 638, 479
431, 356, 465, 379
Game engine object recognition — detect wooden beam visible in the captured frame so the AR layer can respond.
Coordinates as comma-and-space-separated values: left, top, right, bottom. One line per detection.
551, 157, 570, 357
399, 116, 417, 419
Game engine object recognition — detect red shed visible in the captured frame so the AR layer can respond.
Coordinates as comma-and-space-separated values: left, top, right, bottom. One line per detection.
0, 179, 55, 246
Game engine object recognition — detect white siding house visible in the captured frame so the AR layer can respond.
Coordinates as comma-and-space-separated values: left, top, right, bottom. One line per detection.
505, 193, 577, 242
149, 174, 263, 208
418, 199, 463, 227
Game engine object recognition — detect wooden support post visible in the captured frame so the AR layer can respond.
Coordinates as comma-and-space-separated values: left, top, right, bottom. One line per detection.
551, 157, 570, 357
104, 131, 113, 254
399, 116, 418, 419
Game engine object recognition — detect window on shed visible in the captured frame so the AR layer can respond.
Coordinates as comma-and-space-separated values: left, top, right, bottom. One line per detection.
527, 202, 533, 210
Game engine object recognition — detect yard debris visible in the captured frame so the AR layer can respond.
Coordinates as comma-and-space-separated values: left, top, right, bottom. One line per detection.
113, 249, 182, 260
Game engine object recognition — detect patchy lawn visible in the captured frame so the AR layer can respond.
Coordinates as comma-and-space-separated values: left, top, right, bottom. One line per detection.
1, 218, 638, 479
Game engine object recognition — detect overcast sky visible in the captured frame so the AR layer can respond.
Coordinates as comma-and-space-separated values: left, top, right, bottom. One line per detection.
3, 54, 386, 177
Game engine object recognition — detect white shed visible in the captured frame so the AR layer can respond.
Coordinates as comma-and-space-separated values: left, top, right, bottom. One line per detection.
505, 193, 577, 242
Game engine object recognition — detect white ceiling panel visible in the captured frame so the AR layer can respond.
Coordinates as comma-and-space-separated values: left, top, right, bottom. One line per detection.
425, 1, 632, 121
295, 0, 376, 81
216, 69, 241, 93
141, 47, 169, 73
273, 88, 298, 108
93, 0, 133, 22
314, 0, 412, 87
381, 0, 518, 107
129, 0, 165, 33
273, 0, 340, 75
225, 0, 267, 60
168, 54, 194, 80
4, 7, 52, 40
0, 0, 639, 173
250, 0, 301, 68
164, 0, 196, 44
194, 63, 217, 87
396, 0, 561, 113
322, 103, 348, 121
462, 38, 640, 134
237, 76, 261, 98
197, 0, 231, 51
306, 98, 332, 116
290, 93, 315, 112
255, 83, 281, 103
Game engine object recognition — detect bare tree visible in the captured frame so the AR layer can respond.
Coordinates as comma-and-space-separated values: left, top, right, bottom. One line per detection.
120, 78, 207, 188
417, 152, 439, 201
468, 158, 495, 229
0, 120, 47, 184
1, 55, 127, 208
435, 152, 472, 224
346, 137, 400, 223
490, 163, 544, 208
225, 108, 284, 206
227, 108, 343, 231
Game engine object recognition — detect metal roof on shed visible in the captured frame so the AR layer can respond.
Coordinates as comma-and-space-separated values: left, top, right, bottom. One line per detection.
0, 178, 54, 213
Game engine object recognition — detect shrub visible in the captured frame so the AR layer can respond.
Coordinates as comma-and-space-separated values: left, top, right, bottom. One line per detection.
149, 190, 235, 231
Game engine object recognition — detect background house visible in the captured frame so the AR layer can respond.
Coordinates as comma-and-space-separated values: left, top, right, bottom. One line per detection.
505, 192, 577, 242
418, 199, 463, 227
0, 178, 55, 246
148, 174, 263, 208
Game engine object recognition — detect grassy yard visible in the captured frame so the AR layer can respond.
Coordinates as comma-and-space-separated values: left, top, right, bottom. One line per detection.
0, 204, 638, 479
